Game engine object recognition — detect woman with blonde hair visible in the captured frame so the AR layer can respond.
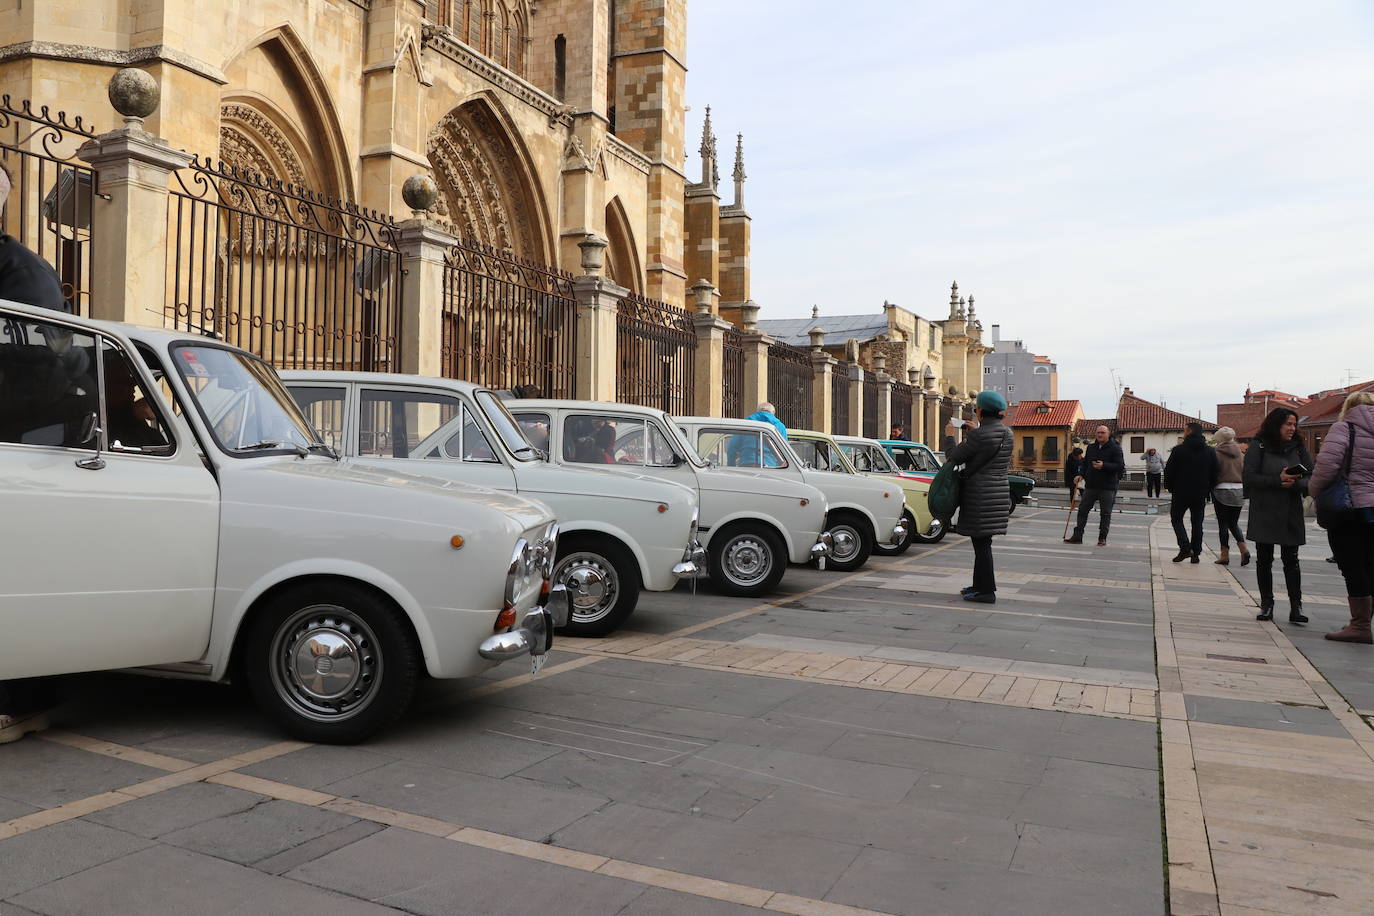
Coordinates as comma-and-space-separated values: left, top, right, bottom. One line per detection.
1211, 427, 1249, 566
1310, 390, 1374, 643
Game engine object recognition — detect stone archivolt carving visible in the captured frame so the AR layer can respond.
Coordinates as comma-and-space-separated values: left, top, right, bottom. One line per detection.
219, 102, 308, 188
428, 103, 544, 259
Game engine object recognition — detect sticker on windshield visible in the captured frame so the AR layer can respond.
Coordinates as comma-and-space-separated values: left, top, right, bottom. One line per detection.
180, 349, 209, 377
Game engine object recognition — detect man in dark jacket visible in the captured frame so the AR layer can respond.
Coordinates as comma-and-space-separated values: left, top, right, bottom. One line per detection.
0, 161, 68, 311
1065, 425, 1125, 546
1164, 423, 1220, 563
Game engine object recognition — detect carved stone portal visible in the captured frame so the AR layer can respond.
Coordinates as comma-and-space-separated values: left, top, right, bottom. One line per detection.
218, 102, 308, 188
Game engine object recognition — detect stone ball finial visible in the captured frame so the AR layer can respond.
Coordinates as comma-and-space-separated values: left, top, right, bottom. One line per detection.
402, 174, 440, 216
108, 68, 159, 127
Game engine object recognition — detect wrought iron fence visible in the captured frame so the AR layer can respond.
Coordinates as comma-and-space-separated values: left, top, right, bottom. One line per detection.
862, 370, 880, 438
722, 326, 744, 418
767, 341, 812, 430
0, 96, 97, 315
616, 292, 696, 414
831, 364, 852, 434
442, 239, 578, 396
891, 380, 914, 438
166, 157, 402, 371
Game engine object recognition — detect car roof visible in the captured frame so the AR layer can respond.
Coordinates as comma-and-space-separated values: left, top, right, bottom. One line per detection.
676, 416, 775, 431
509, 399, 669, 419
0, 298, 246, 353
834, 435, 884, 447
280, 370, 483, 395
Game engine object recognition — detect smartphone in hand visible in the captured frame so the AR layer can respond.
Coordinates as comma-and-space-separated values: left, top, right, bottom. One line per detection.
1284, 464, 1308, 476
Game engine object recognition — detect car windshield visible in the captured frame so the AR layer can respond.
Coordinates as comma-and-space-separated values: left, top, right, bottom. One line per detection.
476, 390, 539, 460
662, 416, 707, 467
171, 345, 323, 456
866, 445, 900, 473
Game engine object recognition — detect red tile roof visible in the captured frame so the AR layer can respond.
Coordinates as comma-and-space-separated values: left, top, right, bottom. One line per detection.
1116, 392, 1217, 432
1298, 380, 1374, 428
1005, 399, 1082, 428
1074, 418, 1117, 439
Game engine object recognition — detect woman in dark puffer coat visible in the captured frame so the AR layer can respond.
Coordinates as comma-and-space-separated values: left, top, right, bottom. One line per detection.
948, 391, 1013, 603
1244, 407, 1314, 624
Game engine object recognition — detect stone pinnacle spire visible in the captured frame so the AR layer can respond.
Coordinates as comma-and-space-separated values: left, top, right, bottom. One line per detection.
957, 296, 966, 320
949, 281, 959, 319
698, 105, 718, 189
966, 294, 976, 324
731, 133, 746, 209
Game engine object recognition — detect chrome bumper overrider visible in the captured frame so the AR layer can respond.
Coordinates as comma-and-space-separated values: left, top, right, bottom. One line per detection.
811, 531, 834, 558
889, 520, 909, 545
673, 542, 708, 578
478, 584, 570, 662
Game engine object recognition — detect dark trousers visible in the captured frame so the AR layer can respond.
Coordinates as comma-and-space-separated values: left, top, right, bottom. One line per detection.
1327, 523, 1374, 598
1255, 542, 1301, 610
1171, 497, 1205, 554
1146, 473, 1162, 498
1073, 487, 1117, 540
970, 535, 996, 594
1214, 501, 1244, 548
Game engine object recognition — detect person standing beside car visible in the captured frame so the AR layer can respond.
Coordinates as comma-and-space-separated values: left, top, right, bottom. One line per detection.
1141, 448, 1165, 498
1164, 422, 1219, 563
1066, 425, 1125, 546
947, 391, 1013, 603
1211, 427, 1249, 566
1244, 407, 1313, 624
1310, 392, 1374, 643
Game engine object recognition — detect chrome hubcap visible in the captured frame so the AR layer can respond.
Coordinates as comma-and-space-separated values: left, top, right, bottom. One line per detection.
270, 605, 380, 722
922, 518, 944, 540
723, 536, 771, 586
829, 525, 860, 563
556, 552, 619, 623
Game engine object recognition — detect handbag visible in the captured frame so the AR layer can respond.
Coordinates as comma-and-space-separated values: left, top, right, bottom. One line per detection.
928, 429, 1008, 522
1316, 422, 1361, 529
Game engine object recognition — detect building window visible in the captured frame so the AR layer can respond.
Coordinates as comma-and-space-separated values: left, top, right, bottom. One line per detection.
554, 34, 567, 99
929, 327, 937, 352
1034, 365, 1050, 374
1008, 384, 1015, 394
1043, 436, 1059, 460
984, 366, 993, 375
1007, 366, 1014, 375
1130, 436, 1145, 454
1021, 436, 1035, 460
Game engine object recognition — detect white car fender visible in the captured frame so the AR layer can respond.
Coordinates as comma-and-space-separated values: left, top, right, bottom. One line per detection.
822, 499, 881, 534
703, 506, 811, 562
550, 518, 652, 582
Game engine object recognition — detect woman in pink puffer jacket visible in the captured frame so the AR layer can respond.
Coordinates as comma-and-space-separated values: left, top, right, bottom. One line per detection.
1310, 393, 1374, 643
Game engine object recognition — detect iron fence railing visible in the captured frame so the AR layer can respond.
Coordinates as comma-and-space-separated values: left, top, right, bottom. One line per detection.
890, 380, 914, 439
722, 325, 744, 418
767, 341, 812, 430
0, 96, 97, 315
862, 370, 880, 438
831, 364, 852, 435
616, 292, 696, 414
166, 157, 402, 371
441, 239, 578, 396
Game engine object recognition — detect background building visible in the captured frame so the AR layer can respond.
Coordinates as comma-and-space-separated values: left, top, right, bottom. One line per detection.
1216, 388, 1308, 443
983, 325, 1057, 404
1005, 399, 1084, 479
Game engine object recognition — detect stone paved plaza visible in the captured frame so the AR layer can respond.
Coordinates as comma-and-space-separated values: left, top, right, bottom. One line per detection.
3, 508, 1372, 916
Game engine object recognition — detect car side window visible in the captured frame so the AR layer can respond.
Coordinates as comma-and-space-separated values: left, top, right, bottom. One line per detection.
761, 434, 788, 469
513, 412, 551, 455
0, 313, 99, 450
561, 413, 627, 464
847, 445, 873, 472
359, 389, 461, 459
791, 438, 831, 471
706, 428, 762, 467
441, 406, 499, 463
290, 386, 346, 453
891, 447, 915, 471
100, 339, 174, 455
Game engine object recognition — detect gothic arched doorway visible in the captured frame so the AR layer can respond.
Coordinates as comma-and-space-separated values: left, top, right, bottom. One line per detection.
604, 196, 642, 294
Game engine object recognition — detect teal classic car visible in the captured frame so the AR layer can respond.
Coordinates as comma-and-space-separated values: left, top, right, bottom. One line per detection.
879, 440, 1037, 513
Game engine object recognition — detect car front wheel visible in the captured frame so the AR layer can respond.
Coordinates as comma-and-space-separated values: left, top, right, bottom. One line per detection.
243, 582, 420, 744
872, 510, 915, 556
911, 516, 947, 544
553, 536, 641, 637
708, 523, 787, 597
823, 512, 874, 571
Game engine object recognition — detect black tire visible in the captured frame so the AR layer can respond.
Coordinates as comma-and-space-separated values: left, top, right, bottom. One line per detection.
243, 582, 420, 744
708, 522, 787, 597
872, 509, 915, 557
553, 535, 641, 637
823, 511, 875, 571
911, 515, 948, 544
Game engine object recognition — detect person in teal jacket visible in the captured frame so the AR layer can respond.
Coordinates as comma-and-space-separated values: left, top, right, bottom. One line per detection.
728, 402, 787, 466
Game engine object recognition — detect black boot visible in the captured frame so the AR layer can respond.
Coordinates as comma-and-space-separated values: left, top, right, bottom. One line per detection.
1172, 549, 1190, 563
1289, 604, 1309, 625
1283, 557, 1304, 624
1256, 559, 1274, 621
1256, 602, 1274, 622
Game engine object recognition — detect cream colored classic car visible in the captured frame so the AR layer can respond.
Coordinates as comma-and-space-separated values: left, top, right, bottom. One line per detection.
676, 416, 906, 571
284, 372, 703, 637
506, 400, 830, 597
834, 434, 944, 547
0, 301, 564, 743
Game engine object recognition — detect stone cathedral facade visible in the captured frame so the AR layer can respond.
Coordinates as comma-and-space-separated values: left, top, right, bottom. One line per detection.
0, 0, 746, 311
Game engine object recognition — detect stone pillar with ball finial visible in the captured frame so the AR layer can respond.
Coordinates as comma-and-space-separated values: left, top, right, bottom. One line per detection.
690, 279, 731, 416
809, 325, 836, 434
393, 174, 458, 377
571, 233, 627, 400
77, 68, 195, 325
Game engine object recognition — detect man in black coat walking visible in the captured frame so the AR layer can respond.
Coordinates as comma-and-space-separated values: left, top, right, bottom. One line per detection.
1164, 422, 1220, 563
1066, 425, 1125, 546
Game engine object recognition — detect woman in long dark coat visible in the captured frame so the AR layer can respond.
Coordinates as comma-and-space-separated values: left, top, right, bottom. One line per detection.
948, 391, 1013, 603
1244, 407, 1314, 623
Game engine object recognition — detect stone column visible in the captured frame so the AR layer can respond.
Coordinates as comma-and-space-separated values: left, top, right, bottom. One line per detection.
692, 314, 729, 417
811, 351, 835, 434
846, 362, 863, 437
924, 391, 941, 446
393, 226, 456, 378
740, 331, 773, 414
876, 372, 893, 439
77, 69, 193, 325
571, 235, 626, 401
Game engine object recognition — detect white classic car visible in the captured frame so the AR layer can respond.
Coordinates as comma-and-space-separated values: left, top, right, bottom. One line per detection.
0, 301, 565, 743
676, 416, 906, 572
282, 372, 703, 637
505, 400, 830, 597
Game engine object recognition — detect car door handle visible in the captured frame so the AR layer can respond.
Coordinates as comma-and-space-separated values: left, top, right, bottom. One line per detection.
75, 456, 106, 471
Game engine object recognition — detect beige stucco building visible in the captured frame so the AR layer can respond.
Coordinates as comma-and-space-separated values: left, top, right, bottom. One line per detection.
0, 0, 729, 308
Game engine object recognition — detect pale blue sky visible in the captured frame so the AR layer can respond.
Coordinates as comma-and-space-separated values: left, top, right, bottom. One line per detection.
684, 0, 1374, 418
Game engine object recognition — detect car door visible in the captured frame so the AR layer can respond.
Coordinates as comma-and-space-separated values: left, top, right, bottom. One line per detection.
353, 384, 517, 491
0, 313, 219, 679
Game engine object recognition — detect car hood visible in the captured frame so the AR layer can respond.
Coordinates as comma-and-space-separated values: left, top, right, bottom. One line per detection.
519, 462, 697, 506
698, 466, 819, 500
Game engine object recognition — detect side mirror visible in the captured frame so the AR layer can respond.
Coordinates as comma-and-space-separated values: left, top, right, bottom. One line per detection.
75, 411, 106, 471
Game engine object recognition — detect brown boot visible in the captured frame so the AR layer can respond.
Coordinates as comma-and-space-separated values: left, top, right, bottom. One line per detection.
1214, 546, 1230, 566
1325, 596, 1373, 644
1238, 542, 1250, 566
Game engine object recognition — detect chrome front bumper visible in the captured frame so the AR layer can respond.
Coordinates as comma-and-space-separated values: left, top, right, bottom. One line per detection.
673, 541, 708, 578
889, 520, 910, 545
811, 531, 834, 559
478, 584, 570, 662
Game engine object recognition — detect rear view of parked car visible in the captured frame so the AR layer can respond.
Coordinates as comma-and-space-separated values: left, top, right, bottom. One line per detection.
0, 301, 565, 743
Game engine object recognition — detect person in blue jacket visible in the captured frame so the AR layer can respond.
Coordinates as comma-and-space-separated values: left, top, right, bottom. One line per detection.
728, 402, 787, 466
